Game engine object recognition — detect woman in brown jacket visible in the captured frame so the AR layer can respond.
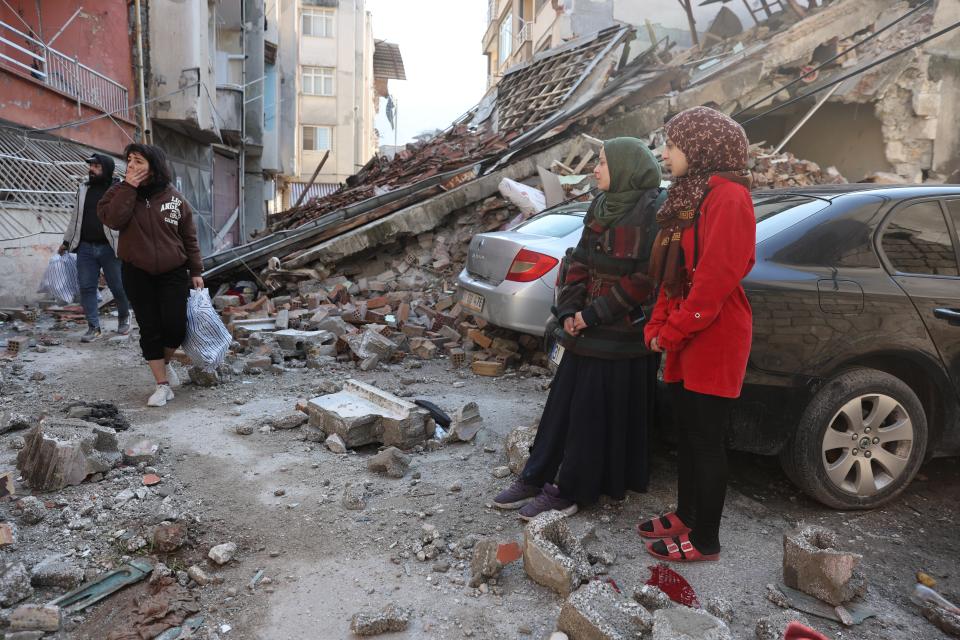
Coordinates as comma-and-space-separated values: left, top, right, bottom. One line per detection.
98, 143, 203, 407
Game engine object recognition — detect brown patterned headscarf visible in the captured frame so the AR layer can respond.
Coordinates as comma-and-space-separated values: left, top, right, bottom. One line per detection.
648, 106, 752, 298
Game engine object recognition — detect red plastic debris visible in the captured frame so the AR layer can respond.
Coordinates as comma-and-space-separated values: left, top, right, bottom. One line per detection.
784, 621, 830, 640
646, 563, 700, 608
497, 542, 522, 565
142, 474, 161, 486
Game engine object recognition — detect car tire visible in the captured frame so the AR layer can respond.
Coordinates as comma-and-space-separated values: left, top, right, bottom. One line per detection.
779, 367, 927, 510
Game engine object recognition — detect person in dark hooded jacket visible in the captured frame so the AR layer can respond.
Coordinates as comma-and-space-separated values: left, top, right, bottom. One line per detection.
60, 153, 131, 342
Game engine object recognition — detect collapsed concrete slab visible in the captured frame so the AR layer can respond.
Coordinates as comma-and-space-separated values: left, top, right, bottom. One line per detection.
523, 511, 593, 597
783, 526, 866, 606
557, 580, 653, 640
306, 380, 433, 449
16, 420, 122, 492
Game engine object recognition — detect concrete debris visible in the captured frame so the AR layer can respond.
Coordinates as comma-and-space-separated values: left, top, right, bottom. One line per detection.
29, 555, 83, 589
755, 610, 811, 640
650, 606, 733, 640
469, 538, 502, 588
63, 401, 130, 431
0, 562, 34, 607
270, 412, 308, 430
307, 379, 433, 449
325, 433, 347, 454
1, 410, 32, 435
15, 496, 46, 525
523, 511, 593, 597
187, 366, 221, 386
342, 483, 367, 510
350, 602, 411, 636
16, 420, 122, 492
557, 580, 653, 640
506, 424, 538, 475
187, 565, 212, 586
367, 447, 411, 479
153, 523, 188, 553
9, 604, 61, 632
492, 466, 511, 478
706, 597, 735, 625
766, 583, 790, 609
446, 402, 483, 442
209, 542, 238, 565
0, 522, 17, 547
634, 584, 674, 612
783, 526, 866, 606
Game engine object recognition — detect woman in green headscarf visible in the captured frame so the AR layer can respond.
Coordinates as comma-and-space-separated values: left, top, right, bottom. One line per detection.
492, 137, 665, 519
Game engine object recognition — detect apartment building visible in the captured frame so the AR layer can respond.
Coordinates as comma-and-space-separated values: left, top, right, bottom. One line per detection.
0, 0, 139, 304
275, 0, 404, 209
482, 0, 747, 88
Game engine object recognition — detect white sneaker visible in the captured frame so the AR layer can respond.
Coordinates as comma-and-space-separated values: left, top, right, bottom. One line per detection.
147, 384, 175, 407
165, 363, 181, 387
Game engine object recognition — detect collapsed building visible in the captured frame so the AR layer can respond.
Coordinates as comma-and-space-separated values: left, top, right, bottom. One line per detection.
193, 0, 960, 372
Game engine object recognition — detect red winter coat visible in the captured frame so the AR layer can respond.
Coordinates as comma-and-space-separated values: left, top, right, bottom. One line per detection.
644, 176, 756, 398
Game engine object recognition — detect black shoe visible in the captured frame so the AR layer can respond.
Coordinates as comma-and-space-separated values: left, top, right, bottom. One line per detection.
81, 327, 102, 343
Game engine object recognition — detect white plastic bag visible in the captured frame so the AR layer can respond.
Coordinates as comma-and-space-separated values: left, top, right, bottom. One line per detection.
182, 289, 232, 371
498, 178, 546, 217
38, 253, 80, 305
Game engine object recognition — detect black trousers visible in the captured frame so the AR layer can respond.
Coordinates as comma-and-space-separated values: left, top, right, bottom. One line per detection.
521, 351, 657, 506
671, 383, 734, 554
122, 263, 189, 361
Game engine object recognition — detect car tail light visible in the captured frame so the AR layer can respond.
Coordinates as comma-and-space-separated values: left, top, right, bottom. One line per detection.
505, 248, 559, 282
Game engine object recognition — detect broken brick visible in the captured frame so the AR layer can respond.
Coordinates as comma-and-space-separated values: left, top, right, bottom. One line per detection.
467, 329, 493, 349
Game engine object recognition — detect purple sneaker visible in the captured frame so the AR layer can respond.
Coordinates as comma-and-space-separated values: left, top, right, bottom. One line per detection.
492, 480, 541, 509
518, 483, 578, 521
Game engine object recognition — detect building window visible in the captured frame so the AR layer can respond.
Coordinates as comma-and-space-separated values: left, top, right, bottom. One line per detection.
498, 15, 513, 64
303, 125, 332, 151
302, 66, 335, 96
302, 8, 334, 37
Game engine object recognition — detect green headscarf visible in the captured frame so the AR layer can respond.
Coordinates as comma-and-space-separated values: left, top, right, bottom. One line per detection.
591, 137, 662, 227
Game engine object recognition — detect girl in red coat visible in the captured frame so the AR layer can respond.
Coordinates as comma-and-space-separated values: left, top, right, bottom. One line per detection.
638, 106, 756, 562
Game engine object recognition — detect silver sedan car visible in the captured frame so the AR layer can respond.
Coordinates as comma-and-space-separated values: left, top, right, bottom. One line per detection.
457, 204, 587, 336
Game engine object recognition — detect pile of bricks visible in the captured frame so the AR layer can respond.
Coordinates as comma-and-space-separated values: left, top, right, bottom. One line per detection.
748, 145, 848, 189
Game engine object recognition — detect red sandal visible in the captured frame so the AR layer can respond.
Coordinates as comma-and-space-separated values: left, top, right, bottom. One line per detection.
636, 512, 691, 539
645, 533, 719, 563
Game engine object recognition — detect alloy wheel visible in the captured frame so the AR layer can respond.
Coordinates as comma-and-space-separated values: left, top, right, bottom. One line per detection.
820, 393, 914, 497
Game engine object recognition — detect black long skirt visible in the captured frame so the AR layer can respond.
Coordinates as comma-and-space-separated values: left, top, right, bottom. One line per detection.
520, 351, 658, 506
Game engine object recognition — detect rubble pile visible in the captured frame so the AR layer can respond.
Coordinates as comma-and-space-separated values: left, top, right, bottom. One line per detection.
748, 146, 847, 190
269, 124, 513, 232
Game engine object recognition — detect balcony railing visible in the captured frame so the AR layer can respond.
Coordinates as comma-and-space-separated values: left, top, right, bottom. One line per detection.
0, 18, 129, 119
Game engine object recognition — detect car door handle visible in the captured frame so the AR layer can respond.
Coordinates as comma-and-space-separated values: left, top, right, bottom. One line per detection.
933, 308, 960, 326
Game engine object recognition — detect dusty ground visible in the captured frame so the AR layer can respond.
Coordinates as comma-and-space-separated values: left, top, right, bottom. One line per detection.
1, 316, 957, 640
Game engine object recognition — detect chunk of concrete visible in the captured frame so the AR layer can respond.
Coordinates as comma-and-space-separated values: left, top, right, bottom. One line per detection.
755, 610, 811, 640
325, 433, 347, 454
270, 329, 335, 355
469, 538, 501, 588
9, 604, 61, 632
0, 562, 34, 607
344, 330, 397, 361
633, 584, 674, 612
350, 602, 410, 636
783, 526, 866, 606
506, 424, 537, 475
558, 580, 653, 640
306, 379, 432, 449
271, 412, 308, 431
16, 420, 122, 492
367, 447, 410, 479
209, 542, 237, 565
29, 555, 83, 589
447, 402, 483, 442
651, 606, 733, 640
523, 511, 593, 597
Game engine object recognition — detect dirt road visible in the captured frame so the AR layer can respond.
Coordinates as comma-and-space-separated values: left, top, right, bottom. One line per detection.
1, 322, 957, 639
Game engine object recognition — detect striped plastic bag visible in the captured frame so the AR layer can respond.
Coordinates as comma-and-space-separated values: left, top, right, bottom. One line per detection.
38, 253, 80, 305
182, 289, 232, 371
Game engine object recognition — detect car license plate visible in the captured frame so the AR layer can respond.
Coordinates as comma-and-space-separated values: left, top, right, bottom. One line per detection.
549, 343, 565, 366
461, 291, 485, 313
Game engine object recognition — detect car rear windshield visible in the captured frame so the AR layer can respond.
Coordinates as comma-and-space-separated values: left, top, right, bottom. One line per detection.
513, 212, 585, 238
752, 194, 831, 243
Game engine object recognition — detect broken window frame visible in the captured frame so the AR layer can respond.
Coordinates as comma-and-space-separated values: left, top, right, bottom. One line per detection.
302, 66, 335, 96
301, 7, 335, 38
302, 125, 333, 152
